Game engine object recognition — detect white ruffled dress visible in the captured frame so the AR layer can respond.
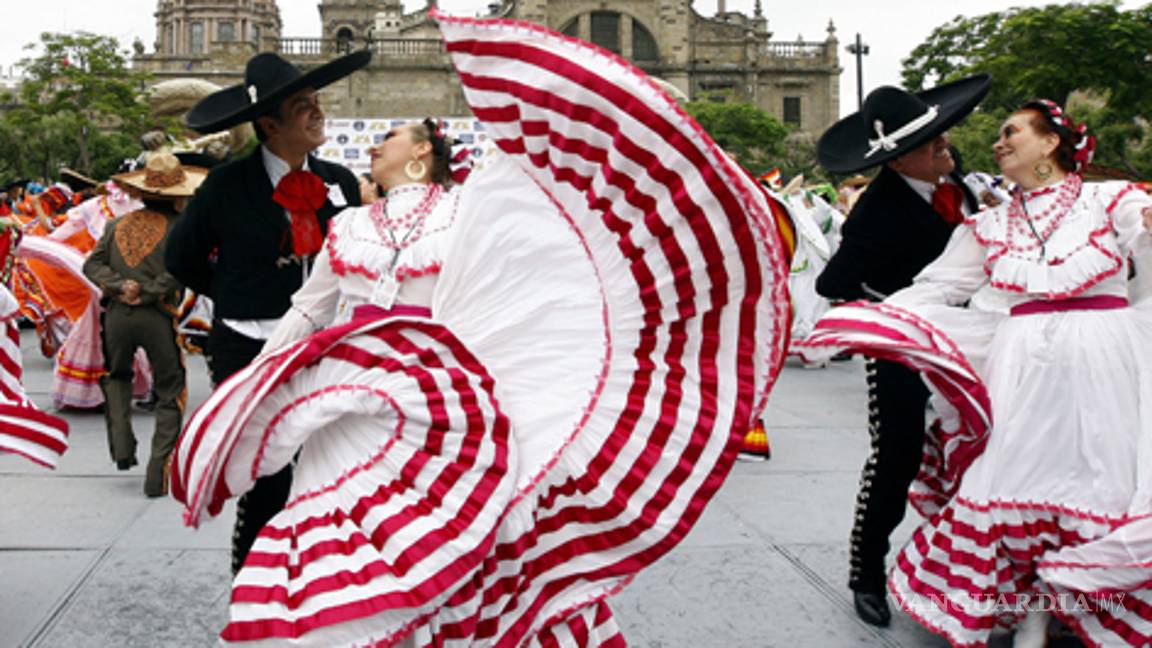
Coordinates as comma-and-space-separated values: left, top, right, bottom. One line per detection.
776, 188, 842, 352
171, 12, 792, 647
881, 178, 1152, 646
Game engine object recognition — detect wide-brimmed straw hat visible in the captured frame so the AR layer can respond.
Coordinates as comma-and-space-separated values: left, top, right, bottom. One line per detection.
111, 152, 207, 200
840, 174, 872, 189
148, 79, 255, 154
817, 74, 991, 174
186, 50, 371, 134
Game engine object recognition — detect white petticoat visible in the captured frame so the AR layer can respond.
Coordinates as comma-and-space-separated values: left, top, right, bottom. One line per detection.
889, 297, 1152, 646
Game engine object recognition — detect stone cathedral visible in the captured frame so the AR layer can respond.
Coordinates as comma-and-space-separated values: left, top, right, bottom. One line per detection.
137, 0, 841, 134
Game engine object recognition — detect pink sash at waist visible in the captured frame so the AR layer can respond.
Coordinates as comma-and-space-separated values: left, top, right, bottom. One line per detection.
1009, 295, 1129, 317
352, 304, 432, 320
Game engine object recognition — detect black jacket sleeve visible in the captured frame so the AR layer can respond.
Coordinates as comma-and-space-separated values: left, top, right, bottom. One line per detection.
815, 167, 957, 302
815, 225, 876, 301
164, 175, 220, 295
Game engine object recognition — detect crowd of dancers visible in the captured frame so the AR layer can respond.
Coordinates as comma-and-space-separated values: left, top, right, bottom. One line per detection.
1, 8, 1151, 648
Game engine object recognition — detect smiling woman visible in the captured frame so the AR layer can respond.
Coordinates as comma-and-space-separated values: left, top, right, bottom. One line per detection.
801, 98, 1152, 647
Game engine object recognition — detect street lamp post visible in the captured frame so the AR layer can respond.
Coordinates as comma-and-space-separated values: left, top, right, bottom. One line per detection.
846, 33, 870, 110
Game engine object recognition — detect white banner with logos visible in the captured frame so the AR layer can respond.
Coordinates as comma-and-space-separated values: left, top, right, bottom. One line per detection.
319, 117, 499, 176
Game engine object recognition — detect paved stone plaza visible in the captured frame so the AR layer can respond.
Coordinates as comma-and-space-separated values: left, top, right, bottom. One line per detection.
2, 330, 1029, 647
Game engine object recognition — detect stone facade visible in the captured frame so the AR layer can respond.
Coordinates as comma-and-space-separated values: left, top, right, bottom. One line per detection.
142, 0, 282, 84
135, 0, 841, 134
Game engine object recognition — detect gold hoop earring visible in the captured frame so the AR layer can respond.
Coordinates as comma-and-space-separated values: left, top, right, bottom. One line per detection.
1034, 161, 1053, 182
404, 159, 427, 181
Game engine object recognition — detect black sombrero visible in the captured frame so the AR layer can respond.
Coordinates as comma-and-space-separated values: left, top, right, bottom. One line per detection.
174, 151, 226, 170
2, 178, 29, 194
59, 168, 100, 192
817, 73, 991, 174
186, 50, 372, 134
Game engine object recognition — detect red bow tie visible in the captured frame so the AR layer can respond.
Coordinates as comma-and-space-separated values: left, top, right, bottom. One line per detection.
272, 170, 328, 257
931, 182, 965, 226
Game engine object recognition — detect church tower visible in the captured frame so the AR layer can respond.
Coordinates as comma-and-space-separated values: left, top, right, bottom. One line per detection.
153, 0, 282, 57
318, 0, 384, 45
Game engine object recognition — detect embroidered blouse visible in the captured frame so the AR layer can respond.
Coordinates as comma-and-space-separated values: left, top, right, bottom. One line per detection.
263, 182, 461, 352
890, 179, 1152, 308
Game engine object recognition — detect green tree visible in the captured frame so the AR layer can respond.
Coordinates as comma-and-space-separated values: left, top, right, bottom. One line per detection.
941, 111, 1002, 180
684, 100, 810, 178
1, 32, 159, 181
901, 2, 1152, 177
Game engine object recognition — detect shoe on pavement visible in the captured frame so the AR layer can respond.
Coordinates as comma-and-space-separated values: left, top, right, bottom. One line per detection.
853, 590, 891, 627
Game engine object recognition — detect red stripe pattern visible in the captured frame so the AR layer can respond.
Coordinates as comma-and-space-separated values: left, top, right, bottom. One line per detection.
174, 11, 790, 647
0, 285, 69, 468
793, 301, 992, 515
891, 496, 1152, 647
796, 301, 1152, 646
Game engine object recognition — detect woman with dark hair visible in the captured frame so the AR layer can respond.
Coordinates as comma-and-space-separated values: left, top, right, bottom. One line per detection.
261, 118, 459, 348
803, 100, 1152, 646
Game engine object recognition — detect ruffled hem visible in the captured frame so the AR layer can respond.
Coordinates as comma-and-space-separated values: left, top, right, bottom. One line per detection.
0, 290, 70, 468
0, 403, 70, 468
1039, 514, 1152, 596
890, 496, 1152, 647
795, 301, 992, 509
52, 301, 152, 409
215, 316, 515, 645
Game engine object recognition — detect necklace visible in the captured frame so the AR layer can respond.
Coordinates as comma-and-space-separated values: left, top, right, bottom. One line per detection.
368, 183, 444, 253
1006, 174, 1082, 259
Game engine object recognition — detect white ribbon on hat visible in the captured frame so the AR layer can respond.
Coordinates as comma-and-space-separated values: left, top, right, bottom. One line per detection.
248, 85, 258, 104
864, 104, 940, 158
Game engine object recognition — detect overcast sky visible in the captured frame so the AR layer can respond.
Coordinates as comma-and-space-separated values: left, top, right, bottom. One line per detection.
0, 1, 1139, 118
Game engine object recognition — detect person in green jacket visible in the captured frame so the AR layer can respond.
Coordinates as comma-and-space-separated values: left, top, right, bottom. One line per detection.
83, 152, 208, 497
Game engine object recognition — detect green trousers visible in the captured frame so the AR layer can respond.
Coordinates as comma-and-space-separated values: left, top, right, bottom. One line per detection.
100, 303, 186, 496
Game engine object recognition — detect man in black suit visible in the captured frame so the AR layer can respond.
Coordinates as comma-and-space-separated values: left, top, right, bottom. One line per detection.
814, 75, 991, 627
166, 50, 369, 573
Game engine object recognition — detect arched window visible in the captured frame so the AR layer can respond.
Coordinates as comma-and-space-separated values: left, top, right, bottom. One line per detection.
335, 27, 354, 54
590, 11, 621, 54
557, 12, 659, 62
632, 21, 659, 61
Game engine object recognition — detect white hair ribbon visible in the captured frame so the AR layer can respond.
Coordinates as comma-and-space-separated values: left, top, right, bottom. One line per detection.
864, 104, 940, 158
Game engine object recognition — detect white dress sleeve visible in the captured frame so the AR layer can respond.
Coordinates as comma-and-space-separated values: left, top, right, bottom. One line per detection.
887, 222, 990, 309
1105, 182, 1152, 255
